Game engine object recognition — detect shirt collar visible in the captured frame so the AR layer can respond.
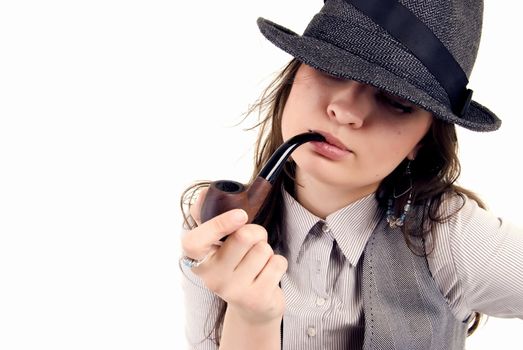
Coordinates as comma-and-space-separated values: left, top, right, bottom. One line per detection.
282, 187, 381, 266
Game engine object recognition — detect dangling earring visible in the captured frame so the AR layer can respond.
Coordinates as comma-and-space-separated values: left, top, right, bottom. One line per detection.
386, 161, 413, 228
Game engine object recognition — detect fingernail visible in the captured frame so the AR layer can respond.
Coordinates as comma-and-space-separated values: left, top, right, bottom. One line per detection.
233, 209, 248, 223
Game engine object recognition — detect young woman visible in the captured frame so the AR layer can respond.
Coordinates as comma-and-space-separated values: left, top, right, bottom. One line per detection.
179, 0, 523, 349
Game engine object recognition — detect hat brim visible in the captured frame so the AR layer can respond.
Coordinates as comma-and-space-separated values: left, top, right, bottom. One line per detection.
258, 17, 501, 132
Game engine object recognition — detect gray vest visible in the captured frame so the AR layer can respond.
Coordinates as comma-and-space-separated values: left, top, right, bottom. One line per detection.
362, 213, 468, 350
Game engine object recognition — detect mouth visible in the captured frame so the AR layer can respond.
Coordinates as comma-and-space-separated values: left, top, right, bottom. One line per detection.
308, 129, 351, 152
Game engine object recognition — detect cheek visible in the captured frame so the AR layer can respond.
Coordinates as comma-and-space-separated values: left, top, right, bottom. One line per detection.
369, 127, 411, 158
365, 149, 404, 180
281, 85, 320, 139
362, 125, 426, 176
379, 116, 432, 155
280, 103, 296, 141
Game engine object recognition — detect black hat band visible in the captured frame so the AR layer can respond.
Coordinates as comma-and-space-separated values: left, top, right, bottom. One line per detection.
303, 14, 449, 105
345, 0, 472, 117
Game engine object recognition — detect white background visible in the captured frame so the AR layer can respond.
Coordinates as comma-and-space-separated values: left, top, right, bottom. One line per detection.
1, 1, 521, 349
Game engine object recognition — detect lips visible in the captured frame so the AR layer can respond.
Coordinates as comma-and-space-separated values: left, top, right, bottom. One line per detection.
309, 130, 351, 152
307, 129, 353, 161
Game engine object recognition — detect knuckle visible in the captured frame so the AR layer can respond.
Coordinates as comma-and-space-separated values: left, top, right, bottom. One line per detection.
253, 225, 269, 242
233, 227, 252, 245
235, 224, 268, 245
269, 254, 288, 272
253, 241, 273, 257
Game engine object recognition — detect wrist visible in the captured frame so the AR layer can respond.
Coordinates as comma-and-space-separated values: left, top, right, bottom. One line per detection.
219, 306, 282, 350
227, 303, 283, 325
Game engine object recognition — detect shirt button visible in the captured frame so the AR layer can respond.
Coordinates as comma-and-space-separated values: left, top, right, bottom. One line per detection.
321, 223, 331, 234
307, 327, 317, 337
316, 297, 326, 306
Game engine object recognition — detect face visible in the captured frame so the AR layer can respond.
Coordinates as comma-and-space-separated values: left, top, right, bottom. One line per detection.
281, 63, 433, 199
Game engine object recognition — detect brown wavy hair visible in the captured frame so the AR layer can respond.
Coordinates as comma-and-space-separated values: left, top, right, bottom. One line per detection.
180, 59, 484, 345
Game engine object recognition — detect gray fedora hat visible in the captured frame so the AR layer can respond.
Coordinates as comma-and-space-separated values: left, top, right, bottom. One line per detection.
257, 0, 501, 132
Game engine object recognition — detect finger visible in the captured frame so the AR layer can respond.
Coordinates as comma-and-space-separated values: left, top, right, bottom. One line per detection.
233, 241, 274, 282
189, 187, 208, 226
182, 208, 248, 260
254, 254, 288, 287
188, 244, 220, 271
211, 224, 268, 272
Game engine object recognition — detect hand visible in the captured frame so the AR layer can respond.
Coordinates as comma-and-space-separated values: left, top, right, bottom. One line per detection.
181, 188, 288, 324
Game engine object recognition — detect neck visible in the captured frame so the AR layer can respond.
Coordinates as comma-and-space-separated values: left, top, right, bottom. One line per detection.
294, 170, 377, 219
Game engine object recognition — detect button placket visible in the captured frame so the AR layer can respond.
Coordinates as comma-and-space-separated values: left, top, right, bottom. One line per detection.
310, 221, 336, 297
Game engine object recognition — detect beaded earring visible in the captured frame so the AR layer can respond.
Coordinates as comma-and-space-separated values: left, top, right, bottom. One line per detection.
386, 161, 413, 228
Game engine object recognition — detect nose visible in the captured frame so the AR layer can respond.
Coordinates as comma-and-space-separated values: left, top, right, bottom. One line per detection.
326, 80, 374, 127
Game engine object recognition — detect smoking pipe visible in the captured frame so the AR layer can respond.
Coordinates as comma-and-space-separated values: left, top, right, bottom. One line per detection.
200, 131, 325, 226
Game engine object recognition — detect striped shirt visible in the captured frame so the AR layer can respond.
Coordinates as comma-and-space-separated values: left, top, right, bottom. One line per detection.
180, 189, 523, 349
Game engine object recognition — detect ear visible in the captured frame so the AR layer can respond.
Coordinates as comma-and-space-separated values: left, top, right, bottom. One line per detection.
407, 143, 423, 160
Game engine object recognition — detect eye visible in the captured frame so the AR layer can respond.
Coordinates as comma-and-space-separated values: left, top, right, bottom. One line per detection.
377, 91, 413, 114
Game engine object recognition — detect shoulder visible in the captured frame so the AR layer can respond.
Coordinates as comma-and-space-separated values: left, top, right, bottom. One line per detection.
428, 190, 508, 258
428, 190, 494, 226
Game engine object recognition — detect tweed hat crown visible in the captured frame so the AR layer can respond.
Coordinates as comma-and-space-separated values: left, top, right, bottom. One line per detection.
257, 0, 501, 132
